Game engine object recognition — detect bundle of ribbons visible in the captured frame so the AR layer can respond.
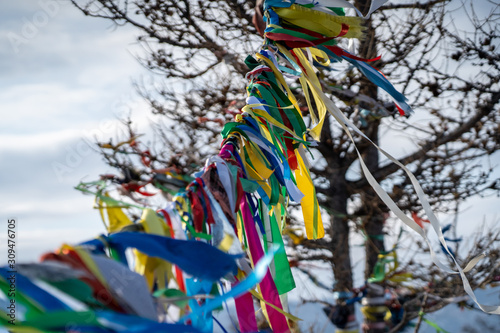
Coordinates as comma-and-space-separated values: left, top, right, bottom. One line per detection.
2, 0, 498, 332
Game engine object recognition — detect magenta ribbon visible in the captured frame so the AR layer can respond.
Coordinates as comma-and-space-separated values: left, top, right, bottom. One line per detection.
241, 198, 290, 333
233, 287, 258, 333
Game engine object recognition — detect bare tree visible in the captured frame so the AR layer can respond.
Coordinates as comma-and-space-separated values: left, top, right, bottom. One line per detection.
71, 0, 500, 331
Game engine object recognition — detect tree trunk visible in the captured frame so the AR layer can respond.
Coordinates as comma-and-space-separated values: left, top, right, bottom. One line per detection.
321, 115, 358, 332
354, 1, 388, 332
329, 177, 352, 291
362, 121, 386, 279
317, 113, 353, 291
353, 0, 386, 281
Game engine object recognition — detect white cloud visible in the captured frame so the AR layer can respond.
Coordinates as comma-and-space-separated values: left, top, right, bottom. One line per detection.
0, 225, 105, 264
0, 1, 156, 262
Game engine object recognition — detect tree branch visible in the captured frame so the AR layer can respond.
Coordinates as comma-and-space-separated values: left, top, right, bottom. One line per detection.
349, 91, 500, 189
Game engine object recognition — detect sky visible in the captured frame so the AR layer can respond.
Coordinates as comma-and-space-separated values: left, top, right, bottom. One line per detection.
0, 0, 155, 263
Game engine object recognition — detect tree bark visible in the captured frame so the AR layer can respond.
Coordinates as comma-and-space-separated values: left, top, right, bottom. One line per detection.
353, 0, 386, 280
355, 1, 388, 332
329, 176, 353, 291
362, 121, 386, 279
319, 114, 354, 291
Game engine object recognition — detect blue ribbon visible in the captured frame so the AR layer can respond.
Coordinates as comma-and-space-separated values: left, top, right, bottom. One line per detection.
0, 267, 70, 312
105, 232, 240, 281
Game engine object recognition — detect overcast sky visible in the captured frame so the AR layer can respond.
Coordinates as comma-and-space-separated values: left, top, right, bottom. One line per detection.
0, 0, 155, 263
0, 0, 498, 266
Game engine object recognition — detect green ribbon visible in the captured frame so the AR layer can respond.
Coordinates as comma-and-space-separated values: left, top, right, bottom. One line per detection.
419, 312, 450, 333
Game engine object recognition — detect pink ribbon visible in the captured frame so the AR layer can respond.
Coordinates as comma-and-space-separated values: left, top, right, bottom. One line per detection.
233, 287, 258, 332
241, 198, 290, 333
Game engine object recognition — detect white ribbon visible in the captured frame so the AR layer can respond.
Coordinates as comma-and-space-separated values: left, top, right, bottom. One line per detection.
294, 0, 389, 18
314, 82, 500, 314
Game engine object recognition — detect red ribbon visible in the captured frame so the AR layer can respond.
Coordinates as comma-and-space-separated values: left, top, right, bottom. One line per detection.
158, 209, 187, 292
41, 250, 125, 313
195, 178, 215, 225
187, 189, 204, 233
325, 45, 382, 62
121, 182, 156, 196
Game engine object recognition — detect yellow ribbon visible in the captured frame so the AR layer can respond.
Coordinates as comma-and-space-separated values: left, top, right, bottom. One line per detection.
294, 148, 324, 239
273, 5, 364, 39
277, 45, 328, 140
134, 209, 173, 290
96, 192, 132, 233
249, 289, 302, 322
